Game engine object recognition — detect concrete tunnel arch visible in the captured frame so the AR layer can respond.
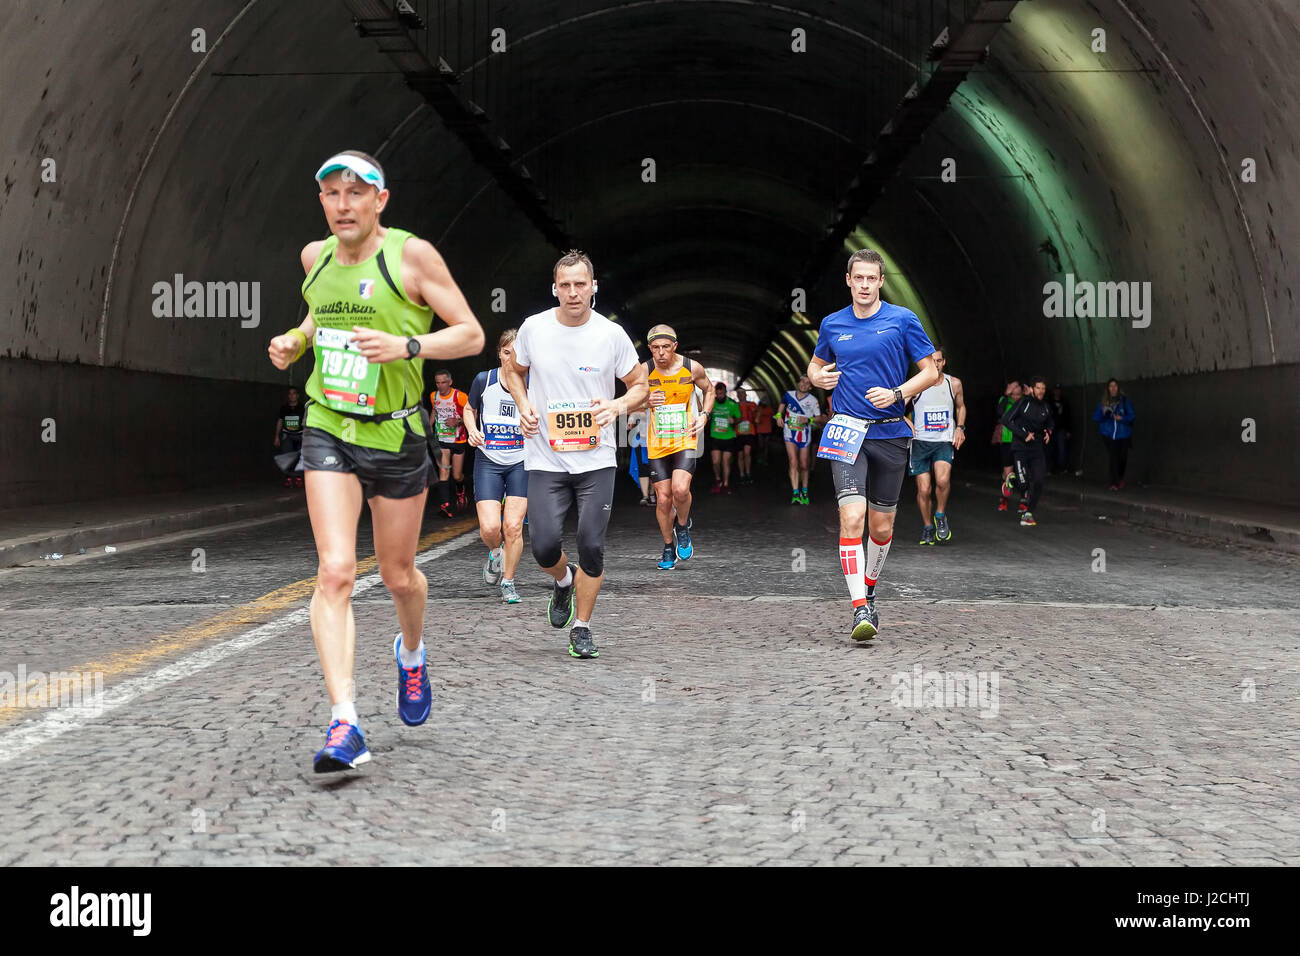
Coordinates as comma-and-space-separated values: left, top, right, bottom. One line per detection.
1, 0, 1293, 507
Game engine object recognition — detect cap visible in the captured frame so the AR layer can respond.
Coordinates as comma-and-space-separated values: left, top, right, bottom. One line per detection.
315, 153, 385, 192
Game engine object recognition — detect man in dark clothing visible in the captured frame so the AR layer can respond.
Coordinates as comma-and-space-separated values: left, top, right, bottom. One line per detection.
1000, 375, 1054, 526
274, 386, 306, 488
1047, 384, 1072, 474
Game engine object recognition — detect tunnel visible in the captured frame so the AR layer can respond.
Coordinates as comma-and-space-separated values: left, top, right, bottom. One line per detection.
2, 0, 1292, 508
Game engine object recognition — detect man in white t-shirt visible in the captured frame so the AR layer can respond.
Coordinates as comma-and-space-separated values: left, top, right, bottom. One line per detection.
502, 250, 648, 659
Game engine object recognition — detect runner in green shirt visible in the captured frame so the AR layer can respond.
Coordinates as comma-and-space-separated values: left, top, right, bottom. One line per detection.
993, 381, 1021, 512
267, 149, 484, 774
709, 382, 741, 494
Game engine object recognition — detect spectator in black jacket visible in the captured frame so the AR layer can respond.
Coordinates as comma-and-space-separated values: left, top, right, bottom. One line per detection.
1000, 375, 1054, 527
1047, 384, 1072, 474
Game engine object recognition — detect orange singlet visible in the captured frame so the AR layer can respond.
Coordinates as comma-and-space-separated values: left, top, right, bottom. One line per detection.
646, 358, 700, 459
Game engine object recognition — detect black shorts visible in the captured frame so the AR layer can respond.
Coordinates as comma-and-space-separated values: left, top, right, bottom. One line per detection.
735, 434, 755, 449
301, 425, 430, 500
711, 436, 736, 454
437, 440, 470, 457
999, 444, 1014, 468
830, 436, 911, 513
647, 449, 699, 484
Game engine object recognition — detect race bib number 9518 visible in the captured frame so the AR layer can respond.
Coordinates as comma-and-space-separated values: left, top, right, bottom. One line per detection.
546, 399, 600, 452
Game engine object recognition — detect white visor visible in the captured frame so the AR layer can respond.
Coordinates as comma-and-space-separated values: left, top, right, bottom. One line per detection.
314, 154, 385, 192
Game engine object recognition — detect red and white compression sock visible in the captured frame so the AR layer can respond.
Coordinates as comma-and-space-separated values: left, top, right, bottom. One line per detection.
839, 537, 867, 607
864, 534, 893, 600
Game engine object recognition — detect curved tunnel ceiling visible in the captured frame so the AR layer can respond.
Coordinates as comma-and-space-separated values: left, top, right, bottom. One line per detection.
2, 0, 1291, 408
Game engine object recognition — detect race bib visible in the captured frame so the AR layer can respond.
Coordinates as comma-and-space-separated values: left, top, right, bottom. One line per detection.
712, 410, 731, 431
435, 409, 460, 441
546, 399, 600, 452
817, 413, 867, 462
652, 402, 688, 442
315, 327, 379, 415
482, 411, 523, 450
923, 410, 950, 432
736, 420, 753, 435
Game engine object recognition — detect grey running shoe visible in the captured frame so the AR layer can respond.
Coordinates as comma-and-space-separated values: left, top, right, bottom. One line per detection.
851, 601, 879, 642
483, 549, 504, 586
500, 580, 521, 604
919, 526, 936, 546
547, 563, 577, 628
568, 626, 599, 659
934, 514, 951, 543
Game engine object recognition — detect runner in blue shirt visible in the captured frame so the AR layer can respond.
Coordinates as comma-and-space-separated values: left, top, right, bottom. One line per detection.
807, 249, 939, 642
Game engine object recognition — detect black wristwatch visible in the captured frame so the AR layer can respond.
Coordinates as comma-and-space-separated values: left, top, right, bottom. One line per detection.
405, 336, 421, 359
893, 387, 904, 405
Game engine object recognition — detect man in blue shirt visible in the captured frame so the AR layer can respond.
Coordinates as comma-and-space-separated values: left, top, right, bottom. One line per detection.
808, 249, 940, 642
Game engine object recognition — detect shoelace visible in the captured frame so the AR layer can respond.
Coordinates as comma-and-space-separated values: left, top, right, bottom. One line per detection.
327, 721, 352, 747
401, 663, 425, 700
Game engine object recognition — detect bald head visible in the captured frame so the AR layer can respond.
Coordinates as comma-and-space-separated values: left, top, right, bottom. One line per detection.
647, 325, 680, 369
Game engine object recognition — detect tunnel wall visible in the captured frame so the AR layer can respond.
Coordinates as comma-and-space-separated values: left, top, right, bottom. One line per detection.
2, 0, 1296, 508
0, 356, 292, 509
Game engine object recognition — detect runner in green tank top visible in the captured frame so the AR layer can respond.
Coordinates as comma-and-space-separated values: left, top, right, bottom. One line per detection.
708, 383, 741, 494
267, 150, 484, 773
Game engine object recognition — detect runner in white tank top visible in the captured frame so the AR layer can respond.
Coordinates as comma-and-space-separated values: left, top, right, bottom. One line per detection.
907, 350, 966, 544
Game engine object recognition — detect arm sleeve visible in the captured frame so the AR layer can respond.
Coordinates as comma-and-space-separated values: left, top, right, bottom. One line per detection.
612, 326, 639, 379
1122, 398, 1135, 423
466, 372, 487, 415
1002, 398, 1028, 438
904, 312, 937, 364
812, 319, 833, 363
1092, 402, 1104, 423
455, 390, 469, 416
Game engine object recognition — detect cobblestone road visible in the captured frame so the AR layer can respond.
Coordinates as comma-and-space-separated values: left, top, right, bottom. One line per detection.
1, 466, 1296, 865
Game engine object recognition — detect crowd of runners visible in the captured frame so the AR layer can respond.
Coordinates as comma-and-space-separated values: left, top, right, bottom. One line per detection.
268, 148, 1102, 773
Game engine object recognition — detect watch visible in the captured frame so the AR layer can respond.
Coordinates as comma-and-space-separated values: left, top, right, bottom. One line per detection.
405, 336, 421, 359
893, 387, 904, 405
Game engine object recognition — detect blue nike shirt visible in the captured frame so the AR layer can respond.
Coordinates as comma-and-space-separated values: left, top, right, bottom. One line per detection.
812, 300, 935, 440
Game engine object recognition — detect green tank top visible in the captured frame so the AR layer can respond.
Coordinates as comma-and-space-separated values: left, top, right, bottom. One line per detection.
302, 227, 431, 452
710, 398, 740, 440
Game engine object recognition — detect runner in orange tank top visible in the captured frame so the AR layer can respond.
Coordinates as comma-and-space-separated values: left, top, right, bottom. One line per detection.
634, 325, 714, 569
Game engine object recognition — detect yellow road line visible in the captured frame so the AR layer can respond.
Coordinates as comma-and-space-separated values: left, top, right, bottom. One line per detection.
0, 518, 478, 724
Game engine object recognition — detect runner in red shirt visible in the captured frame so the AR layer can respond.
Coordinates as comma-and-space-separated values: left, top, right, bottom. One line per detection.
755, 400, 775, 467
734, 387, 759, 484
430, 370, 470, 517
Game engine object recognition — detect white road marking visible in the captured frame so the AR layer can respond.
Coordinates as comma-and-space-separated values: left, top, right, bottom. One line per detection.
0, 532, 479, 765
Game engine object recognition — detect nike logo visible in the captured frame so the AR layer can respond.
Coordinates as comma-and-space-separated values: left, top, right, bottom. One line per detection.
876, 329, 888, 334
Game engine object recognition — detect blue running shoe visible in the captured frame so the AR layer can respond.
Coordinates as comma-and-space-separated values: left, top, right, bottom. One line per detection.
657, 542, 676, 570
394, 633, 431, 726
313, 720, 371, 773
674, 520, 694, 560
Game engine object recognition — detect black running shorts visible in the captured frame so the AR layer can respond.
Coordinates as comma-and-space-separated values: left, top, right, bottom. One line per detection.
301, 425, 430, 500
647, 449, 698, 484
830, 436, 911, 512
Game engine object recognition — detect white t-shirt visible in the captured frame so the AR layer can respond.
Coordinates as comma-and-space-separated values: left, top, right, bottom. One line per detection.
512, 308, 640, 474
